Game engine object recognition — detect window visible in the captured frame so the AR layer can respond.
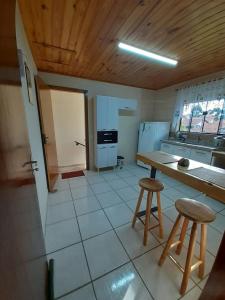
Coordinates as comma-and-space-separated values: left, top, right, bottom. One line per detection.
179, 99, 224, 134
190, 102, 207, 133
179, 103, 192, 132
203, 100, 224, 133
218, 109, 225, 134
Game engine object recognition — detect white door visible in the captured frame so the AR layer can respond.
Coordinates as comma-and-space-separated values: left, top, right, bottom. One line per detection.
154, 122, 170, 150
108, 98, 119, 130
96, 145, 108, 168
107, 144, 118, 166
96, 96, 109, 131
138, 123, 155, 152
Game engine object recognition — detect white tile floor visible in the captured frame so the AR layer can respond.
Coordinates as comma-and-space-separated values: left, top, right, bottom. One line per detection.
46, 164, 225, 300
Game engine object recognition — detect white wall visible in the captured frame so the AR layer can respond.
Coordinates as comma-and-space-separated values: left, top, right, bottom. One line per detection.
16, 5, 48, 232
39, 72, 156, 168
153, 87, 176, 122
51, 90, 86, 167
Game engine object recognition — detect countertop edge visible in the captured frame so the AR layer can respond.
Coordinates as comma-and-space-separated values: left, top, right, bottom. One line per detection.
161, 139, 215, 152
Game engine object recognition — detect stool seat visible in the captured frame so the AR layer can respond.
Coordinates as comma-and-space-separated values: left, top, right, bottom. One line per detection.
139, 178, 164, 192
175, 198, 216, 223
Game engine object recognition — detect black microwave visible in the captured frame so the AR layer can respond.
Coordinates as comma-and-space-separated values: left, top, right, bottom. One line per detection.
97, 131, 118, 144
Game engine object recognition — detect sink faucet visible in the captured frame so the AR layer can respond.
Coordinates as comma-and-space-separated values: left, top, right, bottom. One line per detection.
177, 133, 187, 142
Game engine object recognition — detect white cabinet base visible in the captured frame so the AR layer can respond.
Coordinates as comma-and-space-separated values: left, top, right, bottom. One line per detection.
161, 142, 212, 165
96, 144, 118, 169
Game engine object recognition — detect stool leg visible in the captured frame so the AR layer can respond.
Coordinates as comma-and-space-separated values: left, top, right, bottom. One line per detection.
158, 214, 182, 266
198, 224, 207, 279
132, 188, 144, 228
176, 218, 189, 255
143, 191, 153, 246
156, 192, 163, 239
180, 222, 197, 295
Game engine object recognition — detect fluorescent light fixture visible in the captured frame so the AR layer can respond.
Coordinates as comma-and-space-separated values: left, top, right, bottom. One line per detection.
118, 42, 178, 66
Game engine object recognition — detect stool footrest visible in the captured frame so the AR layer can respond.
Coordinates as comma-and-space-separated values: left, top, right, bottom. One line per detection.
151, 206, 158, 213
136, 206, 158, 218
148, 224, 160, 231
191, 260, 203, 272
167, 254, 203, 274
137, 217, 160, 231
168, 254, 185, 273
170, 240, 181, 249
136, 210, 147, 218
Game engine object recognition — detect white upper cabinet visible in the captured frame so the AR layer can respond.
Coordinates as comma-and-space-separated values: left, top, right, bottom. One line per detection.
108, 98, 119, 130
118, 99, 137, 110
96, 96, 109, 131
96, 96, 137, 131
96, 96, 119, 131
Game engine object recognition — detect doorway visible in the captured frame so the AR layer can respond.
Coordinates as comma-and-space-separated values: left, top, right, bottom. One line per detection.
50, 87, 89, 176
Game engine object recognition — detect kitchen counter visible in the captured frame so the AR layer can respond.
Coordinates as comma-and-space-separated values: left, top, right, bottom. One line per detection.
212, 150, 225, 156
137, 151, 225, 203
161, 139, 215, 152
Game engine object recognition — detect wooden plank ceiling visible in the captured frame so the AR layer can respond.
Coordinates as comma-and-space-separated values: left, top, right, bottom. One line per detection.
19, 0, 225, 90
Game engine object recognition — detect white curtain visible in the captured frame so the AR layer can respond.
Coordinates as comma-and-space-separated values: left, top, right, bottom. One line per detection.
171, 78, 225, 132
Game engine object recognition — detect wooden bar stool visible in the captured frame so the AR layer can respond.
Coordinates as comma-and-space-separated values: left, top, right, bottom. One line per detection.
132, 178, 164, 246
158, 198, 216, 295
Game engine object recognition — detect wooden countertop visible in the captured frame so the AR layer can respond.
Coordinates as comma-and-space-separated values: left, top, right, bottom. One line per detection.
137, 151, 225, 203
161, 139, 215, 152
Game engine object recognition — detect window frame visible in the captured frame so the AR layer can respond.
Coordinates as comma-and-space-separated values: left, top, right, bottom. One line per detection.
179, 99, 225, 134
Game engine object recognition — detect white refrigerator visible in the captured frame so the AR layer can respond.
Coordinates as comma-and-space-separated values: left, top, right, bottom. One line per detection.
137, 122, 170, 168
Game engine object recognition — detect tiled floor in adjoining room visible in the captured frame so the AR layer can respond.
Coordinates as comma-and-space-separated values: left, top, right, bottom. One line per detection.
45, 164, 225, 300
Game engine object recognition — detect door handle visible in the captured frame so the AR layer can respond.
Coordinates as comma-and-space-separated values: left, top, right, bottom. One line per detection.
23, 160, 38, 167
31, 167, 39, 176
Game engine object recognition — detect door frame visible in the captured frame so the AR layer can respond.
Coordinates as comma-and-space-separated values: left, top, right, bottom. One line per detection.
48, 85, 90, 170
34, 77, 59, 191
34, 76, 50, 189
